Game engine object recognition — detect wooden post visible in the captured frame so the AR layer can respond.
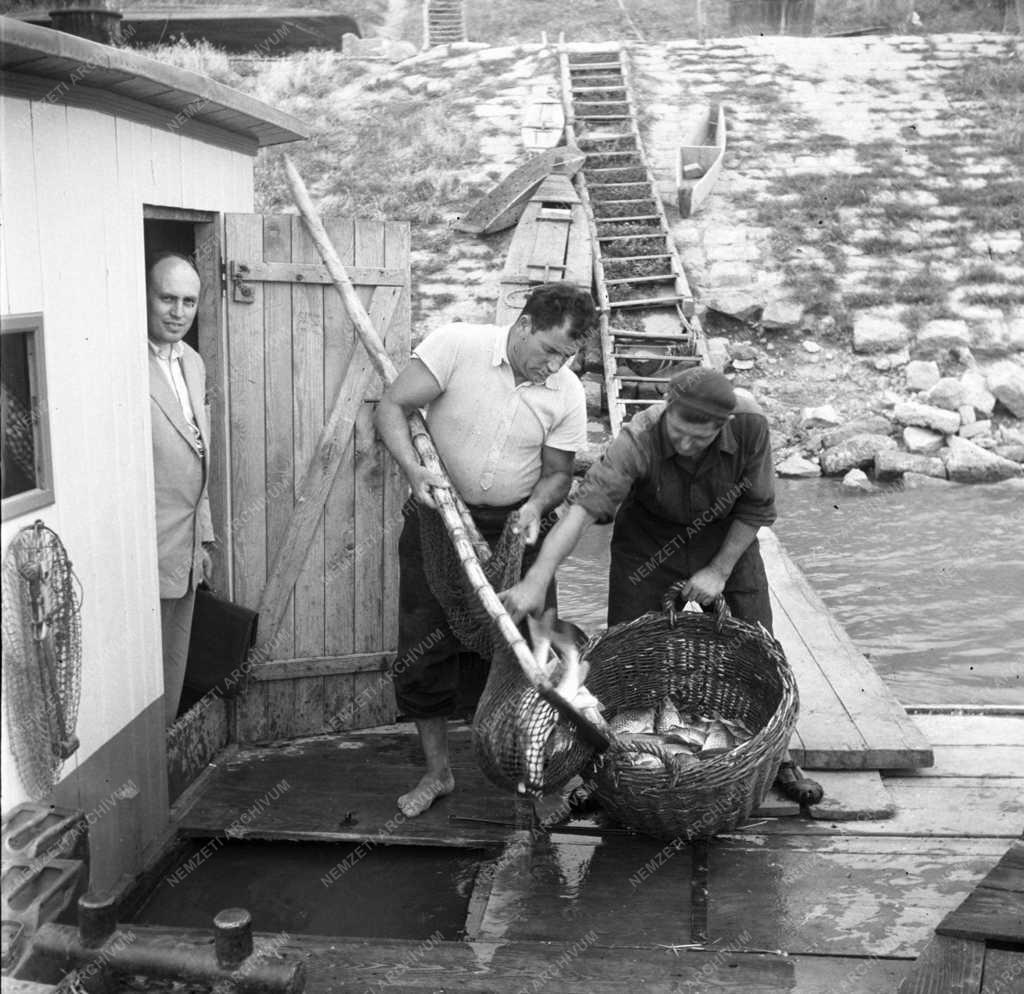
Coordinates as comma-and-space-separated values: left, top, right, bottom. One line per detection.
696, 0, 706, 44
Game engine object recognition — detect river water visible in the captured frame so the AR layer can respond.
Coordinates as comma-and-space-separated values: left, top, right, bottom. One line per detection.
558, 479, 1024, 708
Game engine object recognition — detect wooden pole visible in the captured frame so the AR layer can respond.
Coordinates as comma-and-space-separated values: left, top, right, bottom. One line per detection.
283, 156, 549, 689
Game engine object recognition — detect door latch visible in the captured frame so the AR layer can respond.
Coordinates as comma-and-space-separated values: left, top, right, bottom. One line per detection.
229, 261, 254, 303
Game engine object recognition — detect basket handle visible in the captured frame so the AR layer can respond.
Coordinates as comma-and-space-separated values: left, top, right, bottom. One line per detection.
661, 579, 730, 631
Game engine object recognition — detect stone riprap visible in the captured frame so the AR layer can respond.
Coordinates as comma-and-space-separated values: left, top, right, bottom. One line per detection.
206, 33, 1022, 484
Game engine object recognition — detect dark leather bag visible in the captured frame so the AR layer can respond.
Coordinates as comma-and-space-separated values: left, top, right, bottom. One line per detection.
184, 583, 259, 699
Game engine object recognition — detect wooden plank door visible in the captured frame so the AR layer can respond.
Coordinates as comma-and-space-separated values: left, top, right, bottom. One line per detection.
216, 214, 410, 743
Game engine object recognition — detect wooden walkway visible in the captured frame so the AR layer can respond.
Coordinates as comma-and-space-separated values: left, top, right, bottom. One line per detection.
761, 528, 933, 771
161, 536, 1023, 993
171, 717, 1023, 992
897, 839, 1024, 993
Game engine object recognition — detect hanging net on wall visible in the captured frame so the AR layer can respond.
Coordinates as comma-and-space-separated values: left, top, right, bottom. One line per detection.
2, 521, 83, 799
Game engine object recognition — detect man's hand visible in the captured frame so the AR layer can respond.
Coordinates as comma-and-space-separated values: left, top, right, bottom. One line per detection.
200, 545, 214, 585
498, 575, 548, 623
408, 465, 448, 508
679, 564, 728, 605
511, 502, 542, 546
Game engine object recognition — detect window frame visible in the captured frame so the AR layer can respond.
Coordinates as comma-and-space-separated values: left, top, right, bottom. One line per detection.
1, 312, 55, 521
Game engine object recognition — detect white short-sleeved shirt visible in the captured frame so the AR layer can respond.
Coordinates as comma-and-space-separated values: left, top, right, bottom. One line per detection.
413, 322, 587, 506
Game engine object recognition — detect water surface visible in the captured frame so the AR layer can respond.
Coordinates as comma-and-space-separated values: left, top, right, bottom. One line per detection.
557, 480, 1024, 708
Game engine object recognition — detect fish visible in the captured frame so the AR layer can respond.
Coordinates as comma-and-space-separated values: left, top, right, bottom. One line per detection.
663, 726, 706, 751
655, 695, 683, 734
700, 719, 734, 757
516, 610, 602, 796
608, 707, 657, 735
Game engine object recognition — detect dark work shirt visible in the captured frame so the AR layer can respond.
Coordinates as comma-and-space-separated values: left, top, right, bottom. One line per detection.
573, 391, 777, 534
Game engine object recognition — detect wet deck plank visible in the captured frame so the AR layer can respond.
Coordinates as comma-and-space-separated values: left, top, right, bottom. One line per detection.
176, 726, 519, 848
760, 529, 933, 771
288, 934, 910, 993
705, 836, 1006, 958
469, 831, 694, 946
938, 840, 1024, 944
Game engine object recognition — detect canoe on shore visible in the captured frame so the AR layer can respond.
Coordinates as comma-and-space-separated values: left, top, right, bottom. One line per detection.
454, 145, 586, 236
676, 103, 726, 217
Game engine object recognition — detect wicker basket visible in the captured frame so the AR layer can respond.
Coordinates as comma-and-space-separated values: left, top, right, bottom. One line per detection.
585, 586, 798, 842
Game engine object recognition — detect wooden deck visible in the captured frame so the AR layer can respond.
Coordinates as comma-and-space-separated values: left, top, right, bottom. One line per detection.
162, 534, 1022, 993
171, 717, 1023, 992
897, 839, 1024, 993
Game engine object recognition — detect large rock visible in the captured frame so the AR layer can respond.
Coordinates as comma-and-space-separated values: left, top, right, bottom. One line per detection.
902, 425, 944, 454
986, 359, 1024, 417
820, 433, 897, 475
922, 377, 963, 411
800, 404, 843, 428
958, 420, 992, 440
916, 319, 971, 353
901, 471, 952, 490
706, 336, 730, 372
875, 450, 946, 481
996, 444, 1024, 463
841, 468, 876, 492
944, 435, 1024, 483
893, 400, 961, 436
820, 416, 892, 448
761, 298, 804, 331
853, 312, 910, 354
960, 370, 996, 417
706, 291, 763, 324
905, 360, 940, 392
776, 454, 821, 478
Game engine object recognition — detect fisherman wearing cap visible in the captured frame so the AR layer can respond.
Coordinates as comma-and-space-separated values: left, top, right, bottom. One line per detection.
500, 366, 775, 629
501, 368, 825, 804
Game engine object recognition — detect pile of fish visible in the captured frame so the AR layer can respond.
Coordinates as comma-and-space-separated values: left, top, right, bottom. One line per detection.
607, 697, 755, 772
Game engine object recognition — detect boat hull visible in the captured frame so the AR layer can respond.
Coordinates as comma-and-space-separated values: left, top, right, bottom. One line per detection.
676, 103, 726, 217
455, 145, 586, 236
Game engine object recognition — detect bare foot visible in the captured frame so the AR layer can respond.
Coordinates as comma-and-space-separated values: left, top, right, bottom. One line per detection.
397, 770, 455, 817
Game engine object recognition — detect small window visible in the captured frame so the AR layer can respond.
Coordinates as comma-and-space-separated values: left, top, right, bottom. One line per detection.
2, 313, 54, 521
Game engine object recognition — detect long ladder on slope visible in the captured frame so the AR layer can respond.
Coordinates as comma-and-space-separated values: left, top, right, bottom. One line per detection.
558, 44, 706, 434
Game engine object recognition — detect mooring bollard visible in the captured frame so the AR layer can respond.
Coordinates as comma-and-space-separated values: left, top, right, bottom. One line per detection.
213, 907, 253, 970
24, 903, 306, 993
78, 892, 117, 949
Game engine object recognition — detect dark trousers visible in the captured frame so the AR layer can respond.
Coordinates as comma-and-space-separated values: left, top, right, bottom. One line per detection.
393, 501, 553, 720
607, 509, 773, 633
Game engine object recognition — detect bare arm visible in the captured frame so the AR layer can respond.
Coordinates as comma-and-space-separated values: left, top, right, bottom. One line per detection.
373, 358, 447, 506
514, 445, 575, 545
500, 503, 594, 620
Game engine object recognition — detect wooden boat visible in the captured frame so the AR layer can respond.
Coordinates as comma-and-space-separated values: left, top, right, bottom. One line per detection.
453, 144, 586, 236
494, 173, 593, 325
521, 92, 565, 152
676, 102, 726, 217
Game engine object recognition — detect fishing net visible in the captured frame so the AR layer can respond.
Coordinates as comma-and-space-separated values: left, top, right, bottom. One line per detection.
416, 503, 525, 658
417, 503, 598, 796
2, 522, 83, 800
473, 641, 596, 797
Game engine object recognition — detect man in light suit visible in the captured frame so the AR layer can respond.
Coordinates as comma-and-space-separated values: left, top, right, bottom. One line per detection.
147, 252, 214, 726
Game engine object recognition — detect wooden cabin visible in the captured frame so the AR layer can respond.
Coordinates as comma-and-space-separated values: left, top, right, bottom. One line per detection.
0, 16, 317, 899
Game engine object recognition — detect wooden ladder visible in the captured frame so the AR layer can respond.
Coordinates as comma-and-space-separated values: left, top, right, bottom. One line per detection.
425, 0, 466, 47
558, 44, 706, 434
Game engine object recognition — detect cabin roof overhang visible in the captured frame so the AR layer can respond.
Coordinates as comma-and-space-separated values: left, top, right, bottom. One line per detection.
0, 16, 308, 152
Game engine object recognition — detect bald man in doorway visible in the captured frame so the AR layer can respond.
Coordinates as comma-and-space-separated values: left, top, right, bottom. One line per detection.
147, 252, 215, 726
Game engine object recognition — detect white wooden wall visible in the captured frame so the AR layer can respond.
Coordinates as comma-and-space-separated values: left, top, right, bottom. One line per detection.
0, 94, 254, 816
